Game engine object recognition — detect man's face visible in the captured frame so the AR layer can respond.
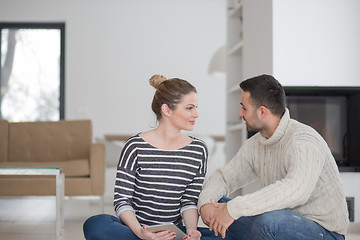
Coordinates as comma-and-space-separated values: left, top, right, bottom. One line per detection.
238, 91, 262, 132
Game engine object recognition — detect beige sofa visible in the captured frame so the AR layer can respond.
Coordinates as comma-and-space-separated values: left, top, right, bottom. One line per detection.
0, 119, 105, 197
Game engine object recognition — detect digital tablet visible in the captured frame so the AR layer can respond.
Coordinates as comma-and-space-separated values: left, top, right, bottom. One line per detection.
146, 223, 186, 240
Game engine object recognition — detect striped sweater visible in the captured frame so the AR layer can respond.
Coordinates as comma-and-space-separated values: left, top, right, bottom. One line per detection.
198, 109, 349, 235
114, 134, 208, 226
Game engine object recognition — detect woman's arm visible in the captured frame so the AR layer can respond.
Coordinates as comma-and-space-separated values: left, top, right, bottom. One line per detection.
119, 211, 143, 238
182, 208, 201, 240
114, 138, 138, 217
180, 140, 208, 239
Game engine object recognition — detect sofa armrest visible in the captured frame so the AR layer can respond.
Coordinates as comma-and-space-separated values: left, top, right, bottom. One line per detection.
89, 142, 105, 195
0, 120, 9, 162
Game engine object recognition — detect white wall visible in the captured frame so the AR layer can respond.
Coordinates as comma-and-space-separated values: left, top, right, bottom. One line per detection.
243, 0, 273, 79
0, 0, 226, 138
273, 0, 360, 86
340, 173, 360, 222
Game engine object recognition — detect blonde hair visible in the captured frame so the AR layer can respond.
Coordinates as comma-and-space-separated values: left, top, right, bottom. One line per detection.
149, 74, 197, 120
149, 74, 167, 89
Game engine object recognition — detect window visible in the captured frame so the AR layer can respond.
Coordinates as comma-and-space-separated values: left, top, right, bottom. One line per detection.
0, 23, 65, 121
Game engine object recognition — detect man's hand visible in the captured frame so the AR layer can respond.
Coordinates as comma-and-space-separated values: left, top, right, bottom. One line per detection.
199, 202, 217, 226
208, 199, 234, 239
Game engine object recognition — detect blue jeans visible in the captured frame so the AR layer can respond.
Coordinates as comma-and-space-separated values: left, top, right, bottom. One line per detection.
83, 214, 228, 240
219, 197, 344, 240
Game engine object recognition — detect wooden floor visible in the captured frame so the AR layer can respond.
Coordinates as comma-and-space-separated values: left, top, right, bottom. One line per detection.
0, 197, 113, 240
0, 197, 360, 240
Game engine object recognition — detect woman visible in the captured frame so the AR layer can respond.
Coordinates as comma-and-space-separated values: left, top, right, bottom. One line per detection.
83, 75, 221, 240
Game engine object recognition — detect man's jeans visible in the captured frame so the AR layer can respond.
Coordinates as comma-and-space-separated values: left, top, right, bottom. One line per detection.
219, 197, 344, 240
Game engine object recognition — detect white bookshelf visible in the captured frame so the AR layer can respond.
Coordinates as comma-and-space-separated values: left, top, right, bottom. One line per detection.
225, 0, 274, 161
225, 0, 247, 163
226, 0, 265, 197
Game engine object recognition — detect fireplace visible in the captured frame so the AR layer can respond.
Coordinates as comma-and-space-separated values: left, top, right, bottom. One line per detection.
284, 86, 360, 172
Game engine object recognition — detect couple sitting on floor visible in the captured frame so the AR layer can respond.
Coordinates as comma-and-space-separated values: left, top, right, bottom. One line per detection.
83, 74, 349, 240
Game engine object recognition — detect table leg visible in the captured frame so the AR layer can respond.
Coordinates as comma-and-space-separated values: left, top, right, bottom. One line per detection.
60, 172, 65, 233
56, 171, 64, 240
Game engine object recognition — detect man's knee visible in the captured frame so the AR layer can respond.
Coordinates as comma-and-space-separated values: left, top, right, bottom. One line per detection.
218, 196, 232, 203
253, 209, 302, 229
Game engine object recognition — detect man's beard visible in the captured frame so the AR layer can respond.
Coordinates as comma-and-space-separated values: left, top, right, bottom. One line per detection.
245, 122, 258, 132
244, 117, 260, 132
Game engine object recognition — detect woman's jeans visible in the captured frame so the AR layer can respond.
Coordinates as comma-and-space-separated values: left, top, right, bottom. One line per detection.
219, 197, 345, 240
83, 214, 228, 240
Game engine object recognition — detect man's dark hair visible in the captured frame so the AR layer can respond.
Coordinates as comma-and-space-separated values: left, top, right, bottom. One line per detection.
239, 74, 286, 116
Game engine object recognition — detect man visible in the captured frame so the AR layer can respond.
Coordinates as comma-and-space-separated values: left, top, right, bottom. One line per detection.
198, 74, 349, 240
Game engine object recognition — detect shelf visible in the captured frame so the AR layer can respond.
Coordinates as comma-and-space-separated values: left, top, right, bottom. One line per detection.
228, 122, 245, 132
227, 40, 243, 55
228, 2, 243, 18
226, 0, 245, 163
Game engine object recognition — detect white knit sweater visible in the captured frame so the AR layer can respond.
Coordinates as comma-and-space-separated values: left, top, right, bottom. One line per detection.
198, 109, 349, 235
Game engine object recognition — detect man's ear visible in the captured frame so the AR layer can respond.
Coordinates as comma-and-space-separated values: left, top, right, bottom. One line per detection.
161, 104, 171, 117
258, 106, 268, 120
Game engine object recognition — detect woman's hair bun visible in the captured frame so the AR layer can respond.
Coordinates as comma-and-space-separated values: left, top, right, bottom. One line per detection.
149, 74, 167, 89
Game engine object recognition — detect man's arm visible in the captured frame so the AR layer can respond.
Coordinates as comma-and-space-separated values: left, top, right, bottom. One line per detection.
200, 200, 234, 239
198, 142, 257, 210
225, 141, 326, 221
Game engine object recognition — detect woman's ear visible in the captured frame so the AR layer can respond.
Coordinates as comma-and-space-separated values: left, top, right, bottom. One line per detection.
161, 104, 171, 117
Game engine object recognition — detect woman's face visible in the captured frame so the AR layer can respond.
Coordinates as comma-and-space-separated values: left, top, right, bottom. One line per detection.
169, 92, 199, 131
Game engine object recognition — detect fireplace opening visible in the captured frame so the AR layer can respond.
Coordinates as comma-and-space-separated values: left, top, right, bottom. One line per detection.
284, 86, 360, 172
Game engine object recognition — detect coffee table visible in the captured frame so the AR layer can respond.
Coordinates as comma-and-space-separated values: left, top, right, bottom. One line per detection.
0, 167, 65, 240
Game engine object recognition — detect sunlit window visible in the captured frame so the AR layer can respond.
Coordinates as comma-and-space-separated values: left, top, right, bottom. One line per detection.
0, 23, 65, 122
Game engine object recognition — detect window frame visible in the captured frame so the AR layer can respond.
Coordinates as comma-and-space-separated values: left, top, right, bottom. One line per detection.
0, 22, 65, 120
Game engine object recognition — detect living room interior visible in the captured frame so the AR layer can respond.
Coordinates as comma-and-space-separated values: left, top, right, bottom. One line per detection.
0, 0, 359, 239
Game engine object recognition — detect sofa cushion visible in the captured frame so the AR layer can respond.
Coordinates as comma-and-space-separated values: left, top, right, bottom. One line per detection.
8, 120, 92, 162
0, 177, 93, 196
0, 159, 90, 177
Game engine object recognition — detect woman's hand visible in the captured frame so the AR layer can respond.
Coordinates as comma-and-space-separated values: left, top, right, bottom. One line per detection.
139, 226, 177, 240
120, 211, 176, 239
184, 228, 201, 240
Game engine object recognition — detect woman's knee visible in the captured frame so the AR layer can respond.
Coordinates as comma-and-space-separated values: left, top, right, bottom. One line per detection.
83, 214, 116, 239
84, 214, 111, 227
